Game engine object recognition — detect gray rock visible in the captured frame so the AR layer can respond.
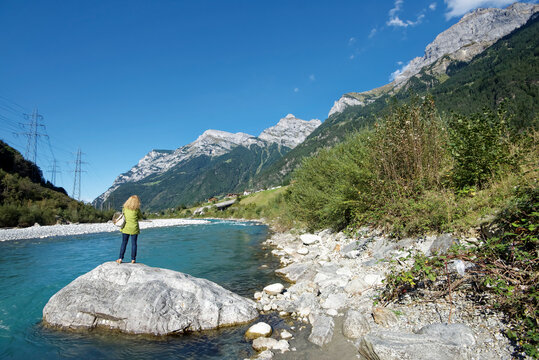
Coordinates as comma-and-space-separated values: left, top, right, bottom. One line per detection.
415, 323, 476, 347
343, 310, 370, 339
275, 262, 318, 283
308, 314, 335, 346
321, 293, 347, 311
429, 233, 459, 255
358, 324, 476, 360
345, 278, 368, 295
301, 233, 321, 245
43, 262, 258, 335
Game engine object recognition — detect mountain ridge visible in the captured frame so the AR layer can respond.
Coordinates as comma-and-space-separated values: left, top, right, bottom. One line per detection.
93, 114, 320, 209
328, 2, 538, 117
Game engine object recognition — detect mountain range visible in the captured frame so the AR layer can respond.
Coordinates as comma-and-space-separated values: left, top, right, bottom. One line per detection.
94, 2, 538, 211
93, 115, 321, 210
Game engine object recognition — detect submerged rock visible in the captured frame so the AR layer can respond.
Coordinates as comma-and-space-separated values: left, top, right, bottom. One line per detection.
43, 262, 258, 335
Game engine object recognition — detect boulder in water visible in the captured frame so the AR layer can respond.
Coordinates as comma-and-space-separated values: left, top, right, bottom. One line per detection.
42, 262, 258, 335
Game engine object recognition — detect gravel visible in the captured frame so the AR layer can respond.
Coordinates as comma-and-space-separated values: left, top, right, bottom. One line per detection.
0, 219, 210, 241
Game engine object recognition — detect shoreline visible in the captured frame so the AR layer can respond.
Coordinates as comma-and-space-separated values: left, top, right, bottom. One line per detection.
247, 228, 518, 360
0, 218, 211, 241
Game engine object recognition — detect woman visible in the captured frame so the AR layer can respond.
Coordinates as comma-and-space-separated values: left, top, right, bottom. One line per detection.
116, 195, 142, 264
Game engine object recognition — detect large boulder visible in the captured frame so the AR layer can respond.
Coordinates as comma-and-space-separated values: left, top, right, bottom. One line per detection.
43, 262, 258, 335
358, 323, 476, 360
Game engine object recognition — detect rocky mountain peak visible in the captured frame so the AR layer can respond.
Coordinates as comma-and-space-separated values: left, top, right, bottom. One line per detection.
329, 2, 538, 116
94, 113, 322, 206
259, 114, 322, 148
393, 2, 538, 87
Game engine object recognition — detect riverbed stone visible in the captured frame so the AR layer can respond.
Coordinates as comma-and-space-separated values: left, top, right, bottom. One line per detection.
275, 262, 318, 283
372, 307, 398, 327
308, 314, 335, 346
345, 277, 368, 295
280, 329, 293, 340
358, 324, 476, 360
252, 337, 278, 351
246, 322, 273, 339
263, 283, 285, 296
42, 262, 257, 335
343, 310, 370, 339
301, 234, 321, 245
321, 293, 347, 310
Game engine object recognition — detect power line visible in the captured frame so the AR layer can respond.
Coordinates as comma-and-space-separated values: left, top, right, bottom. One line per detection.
72, 148, 87, 201
19, 108, 47, 165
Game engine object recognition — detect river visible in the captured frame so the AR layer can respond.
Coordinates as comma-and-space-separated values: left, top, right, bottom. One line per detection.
0, 220, 283, 359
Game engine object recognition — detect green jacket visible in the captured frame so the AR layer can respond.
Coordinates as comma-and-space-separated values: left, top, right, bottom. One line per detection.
121, 208, 142, 235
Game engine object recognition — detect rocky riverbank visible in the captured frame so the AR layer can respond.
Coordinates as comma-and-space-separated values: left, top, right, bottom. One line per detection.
0, 218, 210, 241
246, 227, 519, 359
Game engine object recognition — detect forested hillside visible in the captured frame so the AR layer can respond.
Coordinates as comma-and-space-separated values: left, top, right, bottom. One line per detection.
0, 140, 114, 227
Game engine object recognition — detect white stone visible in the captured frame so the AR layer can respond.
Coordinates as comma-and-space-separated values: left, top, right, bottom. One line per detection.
254, 291, 263, 300
252, 337, 278, 351
297, 247, 309, 255
263, 283, 285, 296
364, 274, 384, 286
281, 330, 293, 340
245, 322, 272, 339
254, 349, 274, 359
321, 293, 347, 310
272, 339, 290, 353
301, 234, 321, 245
326, 309, 338, 316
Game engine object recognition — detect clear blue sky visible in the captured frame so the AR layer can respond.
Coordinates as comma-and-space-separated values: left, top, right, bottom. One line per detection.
0, 0, 527, 202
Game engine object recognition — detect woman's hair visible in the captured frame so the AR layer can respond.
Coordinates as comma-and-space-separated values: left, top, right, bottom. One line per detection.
123, 195, 141, 210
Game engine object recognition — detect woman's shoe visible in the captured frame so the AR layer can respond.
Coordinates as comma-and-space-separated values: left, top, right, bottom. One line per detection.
116, 259, 122, 264
131, 260, 136, 264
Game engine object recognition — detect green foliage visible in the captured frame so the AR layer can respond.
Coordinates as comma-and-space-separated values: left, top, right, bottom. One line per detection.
286, 131, 374, 230
381, 251, 446, 301
370, 96, 448, 195
0, 141, 114, 227
447, 106, 513, 189
380, 185, 538, 358
287, 97, 449, 233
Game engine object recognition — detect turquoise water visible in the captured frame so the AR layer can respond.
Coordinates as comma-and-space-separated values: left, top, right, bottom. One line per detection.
0, 220, 283, 359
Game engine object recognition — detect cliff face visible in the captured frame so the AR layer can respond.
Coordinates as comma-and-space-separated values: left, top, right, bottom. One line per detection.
394, 2, 539, 87
329, 2, 539, 117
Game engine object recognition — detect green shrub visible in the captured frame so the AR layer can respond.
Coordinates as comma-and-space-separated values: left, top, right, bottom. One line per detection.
286, 131, 373, 230
371, 95, 448, 195
287, 96, 448, 232
447, 106, 513, 189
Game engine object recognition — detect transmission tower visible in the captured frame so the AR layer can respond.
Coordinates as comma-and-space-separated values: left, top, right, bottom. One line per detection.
72, 148, 87, 201
48, 159, 61, 184
20, 108, 46, 164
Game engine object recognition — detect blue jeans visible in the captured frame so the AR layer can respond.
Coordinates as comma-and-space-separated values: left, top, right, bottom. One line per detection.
119, 233, 138, 261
